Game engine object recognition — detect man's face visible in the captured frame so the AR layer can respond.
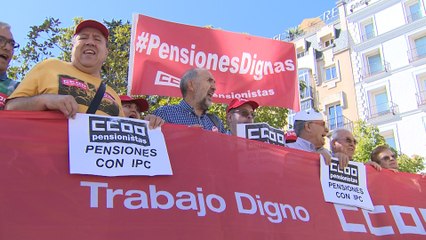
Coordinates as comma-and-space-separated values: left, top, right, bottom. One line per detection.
377, 149, 398, 170
71, 28, 108, 76
227, 103, 255, 135
122, 102, 141, 119
332, 131, 357, 159
306, 120, 329, 149
192, 70, 216, 111
0, 27, 15, 74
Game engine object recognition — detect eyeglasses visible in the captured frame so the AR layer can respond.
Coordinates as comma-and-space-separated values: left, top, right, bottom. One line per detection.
336, 137, 357, 145
0, 36, 20, 49
380, 154, 397, 162
232, 109, 255, 118
308, 121, 326, 127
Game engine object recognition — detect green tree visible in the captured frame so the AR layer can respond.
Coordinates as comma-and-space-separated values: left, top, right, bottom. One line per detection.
352, 120, 386, 163
397, 154, 425, 173
286, 26, 304, 41
353, 120, 425, 173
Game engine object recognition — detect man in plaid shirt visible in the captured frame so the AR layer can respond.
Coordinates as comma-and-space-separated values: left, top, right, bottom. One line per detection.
0, 22, 19, 110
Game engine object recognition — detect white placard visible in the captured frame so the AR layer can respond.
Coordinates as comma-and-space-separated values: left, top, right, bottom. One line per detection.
236, 122, 285, 146
68, 113, 172, 177
320, 157, 374, 211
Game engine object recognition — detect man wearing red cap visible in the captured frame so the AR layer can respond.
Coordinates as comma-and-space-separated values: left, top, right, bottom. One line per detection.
226, 98, 259, 136
120, 95, 149, 119
6, 20, 124, 118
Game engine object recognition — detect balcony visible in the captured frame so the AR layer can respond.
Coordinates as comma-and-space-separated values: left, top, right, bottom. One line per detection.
327, 115, 353, 131
367, 101, 399, 119
417, 90, 426, 106
406, 11, 424, 23
408, 45, 426, 62
364, 61, 390, 78
360, 30, 376, 42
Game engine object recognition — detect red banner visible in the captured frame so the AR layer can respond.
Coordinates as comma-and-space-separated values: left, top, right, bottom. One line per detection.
0, 111, 425, 239
129, 14, 299, 110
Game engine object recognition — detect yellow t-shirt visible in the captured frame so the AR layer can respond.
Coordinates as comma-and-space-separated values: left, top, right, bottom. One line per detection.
9, 58, 124, 117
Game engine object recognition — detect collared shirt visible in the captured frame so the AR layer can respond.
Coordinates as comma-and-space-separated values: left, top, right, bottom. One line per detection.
286, 137, 317, 152
0, 72, 19, 110
153, 100, 226, 133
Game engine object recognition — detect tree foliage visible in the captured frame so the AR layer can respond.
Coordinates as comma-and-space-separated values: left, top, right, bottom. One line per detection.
353, 120, 425, 173
9, 17, 289, 130
397, 154, 425, 173
352, 120, 386, 163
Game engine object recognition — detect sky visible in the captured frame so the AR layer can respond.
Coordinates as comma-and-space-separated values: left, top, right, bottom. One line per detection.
4, 0, 337, 50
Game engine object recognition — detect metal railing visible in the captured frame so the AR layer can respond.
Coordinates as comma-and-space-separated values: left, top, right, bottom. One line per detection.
407, 45, 426, 62
406, 11, 423, 23
367, 101, 399, 119
364, 61, 390, 78
416, 90, 426, 106
327, 115, 353, 131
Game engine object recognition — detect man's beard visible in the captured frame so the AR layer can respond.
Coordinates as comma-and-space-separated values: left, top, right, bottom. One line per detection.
198, 97, 211, 111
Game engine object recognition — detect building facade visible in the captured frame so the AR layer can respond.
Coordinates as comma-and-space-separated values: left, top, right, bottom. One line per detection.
276, 0, 426, 158
343, 0, 426, 157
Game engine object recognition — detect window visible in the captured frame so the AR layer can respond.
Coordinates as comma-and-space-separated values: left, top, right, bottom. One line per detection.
360, 19, 376, 40
416, 73, 426, 105
324, 38, 334, 48
368, 88, 390, 117
366, 53, 384, 75
405, 0, 423, 22
327, 104, 343, 130
296, 47, 306, 58
325, 65, 337, 81
381, 130, 397, 150
414, 36, 426, 58
298, 69, 312, 99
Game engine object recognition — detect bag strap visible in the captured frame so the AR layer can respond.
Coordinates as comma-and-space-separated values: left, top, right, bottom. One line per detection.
206, 113, 220, 129
86, 82, 106, 114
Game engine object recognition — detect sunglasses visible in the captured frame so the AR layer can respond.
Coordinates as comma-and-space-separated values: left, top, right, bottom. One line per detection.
232, 109, 255, 118
0, 36, 20, 49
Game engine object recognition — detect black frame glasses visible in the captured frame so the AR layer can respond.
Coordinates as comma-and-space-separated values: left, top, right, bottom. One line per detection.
0, 36, 20, 49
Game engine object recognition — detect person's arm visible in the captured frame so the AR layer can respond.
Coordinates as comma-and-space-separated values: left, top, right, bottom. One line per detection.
6, 94, 79, 119
144, 114, 165, 129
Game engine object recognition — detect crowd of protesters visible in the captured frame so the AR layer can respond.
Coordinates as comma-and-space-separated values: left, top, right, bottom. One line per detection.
0, 20, 404, 172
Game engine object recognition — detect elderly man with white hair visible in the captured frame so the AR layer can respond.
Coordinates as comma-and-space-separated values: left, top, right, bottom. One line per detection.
287, 109, 349, 168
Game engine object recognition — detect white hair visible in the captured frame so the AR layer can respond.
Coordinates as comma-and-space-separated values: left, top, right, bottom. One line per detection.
0, 22, 11, 30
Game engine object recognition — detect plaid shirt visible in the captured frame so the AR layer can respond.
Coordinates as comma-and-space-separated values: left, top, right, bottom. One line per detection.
153, 100, 226, 133
0, 72, 19, 110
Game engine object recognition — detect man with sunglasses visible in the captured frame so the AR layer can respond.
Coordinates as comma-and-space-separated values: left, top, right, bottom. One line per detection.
330, 128, 357, 160
287, 109, 349, 168
226, 98, 259, 136
0, 22, 20, 110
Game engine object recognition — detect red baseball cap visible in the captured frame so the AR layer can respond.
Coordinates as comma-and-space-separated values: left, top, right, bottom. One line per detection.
74, 20, 109, 40
226, 98, 259, 112
119, 95, 149, 112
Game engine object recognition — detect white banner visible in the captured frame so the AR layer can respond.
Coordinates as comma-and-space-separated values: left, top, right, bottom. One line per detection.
68, 113, 173, 176
320, 158, 373, 211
